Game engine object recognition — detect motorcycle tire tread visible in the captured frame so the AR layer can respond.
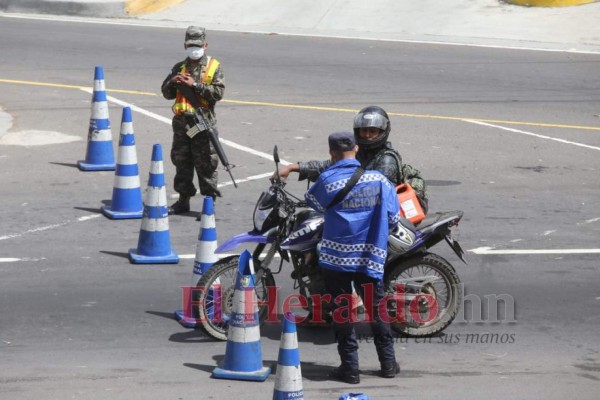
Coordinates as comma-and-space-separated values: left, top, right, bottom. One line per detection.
384, 252, 462, 338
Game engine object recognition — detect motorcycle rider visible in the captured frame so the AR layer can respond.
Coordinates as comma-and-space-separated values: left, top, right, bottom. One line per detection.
274, 105, 428, 213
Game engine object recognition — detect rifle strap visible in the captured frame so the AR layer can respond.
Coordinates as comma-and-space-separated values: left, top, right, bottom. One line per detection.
327, 167, 364, 210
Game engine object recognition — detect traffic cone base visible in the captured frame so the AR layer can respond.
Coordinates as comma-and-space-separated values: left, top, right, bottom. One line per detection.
212, 251, 271, 381
212, 365, 271, 382
129, 215, 179, 263
129, 249, 179, 264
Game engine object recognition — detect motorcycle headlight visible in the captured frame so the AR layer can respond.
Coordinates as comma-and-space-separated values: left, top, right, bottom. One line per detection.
253, 188, 278, 232
254, 206, 273, 232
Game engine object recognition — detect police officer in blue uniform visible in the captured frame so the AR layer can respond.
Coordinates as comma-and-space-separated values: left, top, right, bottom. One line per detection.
305, 131, 402, 384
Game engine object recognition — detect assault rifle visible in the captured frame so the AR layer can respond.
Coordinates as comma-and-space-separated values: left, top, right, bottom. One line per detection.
178, 84, 238, 188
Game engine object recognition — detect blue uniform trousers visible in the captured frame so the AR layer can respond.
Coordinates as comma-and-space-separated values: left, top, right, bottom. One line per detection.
321, 268, 396, 370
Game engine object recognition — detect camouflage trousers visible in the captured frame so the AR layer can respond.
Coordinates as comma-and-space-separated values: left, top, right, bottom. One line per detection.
170, 114, 221, 199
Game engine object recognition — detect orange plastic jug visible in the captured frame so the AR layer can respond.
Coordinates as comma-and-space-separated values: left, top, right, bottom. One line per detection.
396, 183, 425, 224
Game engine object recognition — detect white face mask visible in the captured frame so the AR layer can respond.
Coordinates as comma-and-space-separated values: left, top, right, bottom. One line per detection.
186, 47, 205, 60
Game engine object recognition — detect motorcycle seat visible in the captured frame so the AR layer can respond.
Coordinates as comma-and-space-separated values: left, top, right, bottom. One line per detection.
416, 211, 463, 236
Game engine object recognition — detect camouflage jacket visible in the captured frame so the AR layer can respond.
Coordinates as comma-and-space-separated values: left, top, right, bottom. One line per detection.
298, 142, 429, 212
161, 55, 225, 121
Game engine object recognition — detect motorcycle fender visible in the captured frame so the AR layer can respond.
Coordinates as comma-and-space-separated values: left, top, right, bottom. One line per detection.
445, 235, 468, 264
215, 230, 274, 253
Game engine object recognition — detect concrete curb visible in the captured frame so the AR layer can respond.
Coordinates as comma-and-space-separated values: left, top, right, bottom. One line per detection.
0, 0, 181, 17
504, 0, 596, 6
126, 0, 183, 15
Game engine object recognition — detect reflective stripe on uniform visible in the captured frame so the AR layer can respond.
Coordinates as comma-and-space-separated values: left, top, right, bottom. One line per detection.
172, 57, 220, 115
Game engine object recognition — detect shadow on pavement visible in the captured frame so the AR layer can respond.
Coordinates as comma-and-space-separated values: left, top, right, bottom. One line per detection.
50, 162, 79, 169
100, 250, 129, 259
74, 206, 103, 214
169, 330, 218, 343
145, 310, 177, 321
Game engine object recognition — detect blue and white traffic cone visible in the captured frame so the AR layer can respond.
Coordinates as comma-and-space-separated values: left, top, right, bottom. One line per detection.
175, 196, 218, 327
273, 312, 304, 400
101, 106, 143, 219
78, 65, 115, 171
212, 250, 271, 381
129, 144, 179, 264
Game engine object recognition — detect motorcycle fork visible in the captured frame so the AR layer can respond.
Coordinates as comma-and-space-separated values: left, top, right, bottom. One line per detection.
290, 252, 305, 291
252, 242, 284, 277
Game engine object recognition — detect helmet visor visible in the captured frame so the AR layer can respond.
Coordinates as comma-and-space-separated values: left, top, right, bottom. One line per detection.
354, 111, 389, 131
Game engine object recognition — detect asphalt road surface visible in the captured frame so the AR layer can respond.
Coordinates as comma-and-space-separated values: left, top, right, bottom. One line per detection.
1, 16, 599, 400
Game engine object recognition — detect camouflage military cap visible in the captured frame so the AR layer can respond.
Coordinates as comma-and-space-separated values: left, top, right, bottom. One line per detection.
185, 26, 206, 47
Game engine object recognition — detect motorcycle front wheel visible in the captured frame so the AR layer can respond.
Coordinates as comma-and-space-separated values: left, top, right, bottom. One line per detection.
195, 255, 276, 341
384, 253, 462, 337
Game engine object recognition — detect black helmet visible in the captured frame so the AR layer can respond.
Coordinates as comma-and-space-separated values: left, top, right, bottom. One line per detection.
353, 106, 391, 150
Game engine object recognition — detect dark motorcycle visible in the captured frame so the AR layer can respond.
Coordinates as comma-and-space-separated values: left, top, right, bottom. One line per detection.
195, 146, 467, 341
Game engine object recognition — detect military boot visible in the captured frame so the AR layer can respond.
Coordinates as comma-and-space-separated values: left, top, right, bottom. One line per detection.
168, 196, 191, 215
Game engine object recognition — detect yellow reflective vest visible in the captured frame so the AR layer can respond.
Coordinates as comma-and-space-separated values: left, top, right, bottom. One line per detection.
172, 57, 220, 115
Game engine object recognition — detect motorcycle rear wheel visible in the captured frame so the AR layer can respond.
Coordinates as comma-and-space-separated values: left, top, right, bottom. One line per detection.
195, 255, 276, 341
385, 253, 461, 337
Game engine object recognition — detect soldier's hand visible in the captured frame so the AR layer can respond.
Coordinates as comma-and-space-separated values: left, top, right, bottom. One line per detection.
270, 165, 298, 183
270, 169, 284, 184
179, 73, 195, 87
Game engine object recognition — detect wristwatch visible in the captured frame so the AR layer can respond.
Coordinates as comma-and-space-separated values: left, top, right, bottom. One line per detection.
192, 82, 200, 90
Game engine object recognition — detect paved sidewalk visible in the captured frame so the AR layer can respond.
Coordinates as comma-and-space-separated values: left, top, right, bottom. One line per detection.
1, 0, 600, 52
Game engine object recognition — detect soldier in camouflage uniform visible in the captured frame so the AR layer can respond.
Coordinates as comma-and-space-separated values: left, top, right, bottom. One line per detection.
276, 105, 429, 213
161, 26, 225, 215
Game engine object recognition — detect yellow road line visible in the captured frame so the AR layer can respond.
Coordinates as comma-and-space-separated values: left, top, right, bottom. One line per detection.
504, 0, 595, 6
0, 79, 155, 96
3, 78, 600, 132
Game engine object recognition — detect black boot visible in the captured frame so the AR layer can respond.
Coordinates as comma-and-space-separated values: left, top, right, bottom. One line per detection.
329, 366, 360, 384
380, 361, 400, 378
168, 196, 190, 215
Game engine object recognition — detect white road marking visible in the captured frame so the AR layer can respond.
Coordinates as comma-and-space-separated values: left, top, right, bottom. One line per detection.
0, 222, 68, 241
217, 172, 274, 188
80, 88, 291, 166
0, 215, 100, 241
0, 257, 46, 263
78, 215, 101, 222
579, 217, 600, 225
469, 246, 600, 255
543, 230, 556, 236
466, 120, 600, 152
